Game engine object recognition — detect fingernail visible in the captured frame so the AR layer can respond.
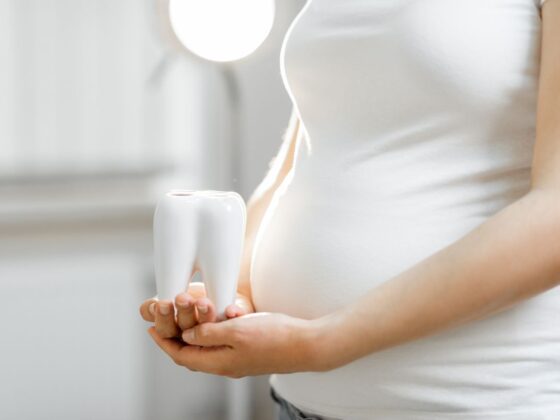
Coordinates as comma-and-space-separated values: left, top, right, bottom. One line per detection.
176, 298, 191, 309
149, 302, 156, 315
182, 329, 194, 342
160, 304, 170, 316
197, 304, 208, 314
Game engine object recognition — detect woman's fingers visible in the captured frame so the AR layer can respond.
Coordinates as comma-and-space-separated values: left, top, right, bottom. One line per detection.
195, 297, 217, 324
235, 294, 254, 314
224, 293, 254, 319
175, 293, 197, 330
187, 282, 207, 299
225, 303, 247, 319
155, 300, 180, 338
139, 298, 157, 322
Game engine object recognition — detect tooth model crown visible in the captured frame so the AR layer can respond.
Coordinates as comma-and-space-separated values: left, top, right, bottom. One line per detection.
153, 189, 247, 318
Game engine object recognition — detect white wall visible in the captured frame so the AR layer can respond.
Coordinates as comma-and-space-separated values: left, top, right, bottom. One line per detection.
0, 0, 303, 419
0, 0, 185, 178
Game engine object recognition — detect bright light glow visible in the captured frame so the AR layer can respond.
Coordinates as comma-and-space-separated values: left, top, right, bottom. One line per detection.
168, 0, 275, 63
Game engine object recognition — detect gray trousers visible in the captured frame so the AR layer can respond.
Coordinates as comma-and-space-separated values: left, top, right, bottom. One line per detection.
270, 386, 340, 420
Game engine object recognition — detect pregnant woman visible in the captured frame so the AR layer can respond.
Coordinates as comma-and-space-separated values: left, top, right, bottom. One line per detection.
140, 1, 560, 418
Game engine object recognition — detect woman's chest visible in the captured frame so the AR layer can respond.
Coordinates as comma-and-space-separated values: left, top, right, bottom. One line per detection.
282, 0, 542, 116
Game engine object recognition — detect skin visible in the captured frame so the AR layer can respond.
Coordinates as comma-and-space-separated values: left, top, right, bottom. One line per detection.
141, 2, 560, 379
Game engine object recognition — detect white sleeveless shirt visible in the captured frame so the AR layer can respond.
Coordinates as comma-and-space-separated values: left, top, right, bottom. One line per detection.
251, 0, 560, 418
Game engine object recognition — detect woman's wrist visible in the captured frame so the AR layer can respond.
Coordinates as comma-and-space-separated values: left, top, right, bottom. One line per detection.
298, 311, 353, 372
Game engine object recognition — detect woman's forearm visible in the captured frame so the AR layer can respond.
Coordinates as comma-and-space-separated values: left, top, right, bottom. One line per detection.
237, 109, 301, 301
237, 188, 278, 301
312, 188, 560, 370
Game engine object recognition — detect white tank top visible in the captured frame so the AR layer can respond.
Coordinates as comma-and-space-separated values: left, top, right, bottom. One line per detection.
251, 0, 560, 418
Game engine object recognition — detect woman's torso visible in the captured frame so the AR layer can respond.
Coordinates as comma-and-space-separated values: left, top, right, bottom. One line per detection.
251, 0, 560, 418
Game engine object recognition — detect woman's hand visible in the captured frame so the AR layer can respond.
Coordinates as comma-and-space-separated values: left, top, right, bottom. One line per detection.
147, 312, 330, 378
139, 282, 255, 338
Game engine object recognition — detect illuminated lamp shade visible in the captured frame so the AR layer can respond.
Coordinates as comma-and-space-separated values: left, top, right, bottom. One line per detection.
168, 0, 276, 63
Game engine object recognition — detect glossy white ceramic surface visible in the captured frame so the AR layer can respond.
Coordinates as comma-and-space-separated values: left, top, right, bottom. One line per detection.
153, 190, 246, 318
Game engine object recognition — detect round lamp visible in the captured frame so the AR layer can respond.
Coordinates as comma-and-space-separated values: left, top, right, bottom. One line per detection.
168, 0, 275, 63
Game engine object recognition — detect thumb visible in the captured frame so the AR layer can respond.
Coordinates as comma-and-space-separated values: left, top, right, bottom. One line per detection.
182, 321, 235, 347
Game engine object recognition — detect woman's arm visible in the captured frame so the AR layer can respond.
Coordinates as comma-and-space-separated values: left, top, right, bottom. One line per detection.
311, 2, 560, 370
236, 107, 302, 304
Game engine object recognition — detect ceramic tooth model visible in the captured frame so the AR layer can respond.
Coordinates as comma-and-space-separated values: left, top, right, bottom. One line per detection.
153, 190, 247, 318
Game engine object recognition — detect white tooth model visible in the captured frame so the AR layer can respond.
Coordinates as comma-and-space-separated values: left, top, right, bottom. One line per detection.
153, 190, 246, 319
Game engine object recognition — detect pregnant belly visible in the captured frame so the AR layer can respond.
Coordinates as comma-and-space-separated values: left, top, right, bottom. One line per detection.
250, 177, 560, 413
250, 177, 486, 319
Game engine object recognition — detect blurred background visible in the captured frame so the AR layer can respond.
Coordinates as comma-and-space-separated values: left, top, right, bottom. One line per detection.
0, 0, 304, 419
